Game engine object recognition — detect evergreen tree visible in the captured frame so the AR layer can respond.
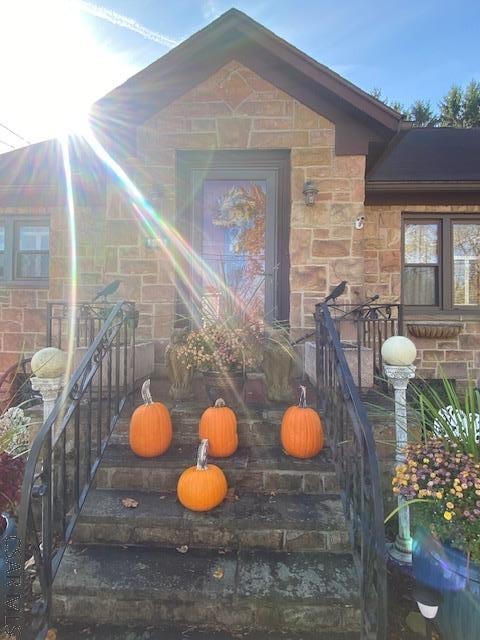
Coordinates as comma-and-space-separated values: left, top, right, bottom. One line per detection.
439, 85, 464, 126
410, 100, 437, 127
462, 80, 480, 127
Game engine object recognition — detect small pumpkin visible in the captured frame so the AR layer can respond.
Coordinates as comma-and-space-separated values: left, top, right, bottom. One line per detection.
129, 379, 172, 457
177, 439, 228, 512
199, 398, 238, 457
281, 386, 324, 459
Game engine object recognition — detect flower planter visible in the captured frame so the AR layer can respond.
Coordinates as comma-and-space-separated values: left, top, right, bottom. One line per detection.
407, 321, 463, 339
413, 528, 480, 640
202, 371, 246, 406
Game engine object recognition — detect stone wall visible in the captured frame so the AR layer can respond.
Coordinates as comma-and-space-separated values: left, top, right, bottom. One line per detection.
122, 60, 367, 369
0, 202, 107, 376
365, 204, 480, 384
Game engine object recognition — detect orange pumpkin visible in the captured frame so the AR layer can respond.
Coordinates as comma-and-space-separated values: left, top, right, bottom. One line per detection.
199, 398, 238, 457
129, 379, 172, 457
281, 386, 324, 459
177, 439, 228, 512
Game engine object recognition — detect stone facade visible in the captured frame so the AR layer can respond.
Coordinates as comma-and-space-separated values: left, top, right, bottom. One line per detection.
128, 60, 366, 358
1, 61, 479, 386
366, 204, 480, 384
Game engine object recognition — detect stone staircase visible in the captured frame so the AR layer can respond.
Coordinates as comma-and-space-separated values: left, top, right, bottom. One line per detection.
52, 402, 362, 639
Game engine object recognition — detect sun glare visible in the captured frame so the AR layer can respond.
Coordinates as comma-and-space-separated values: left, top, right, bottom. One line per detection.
0, 0, 136, 143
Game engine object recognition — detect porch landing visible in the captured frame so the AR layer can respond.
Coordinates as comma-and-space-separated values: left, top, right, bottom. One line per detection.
52, 401, 362, 638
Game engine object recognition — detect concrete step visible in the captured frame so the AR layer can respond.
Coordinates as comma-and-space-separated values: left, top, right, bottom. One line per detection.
55, 622, 356, 640
53, 545, 361, 636
94, 444, 338, 495
73, 489, 350, 552
112, 413, 282, 447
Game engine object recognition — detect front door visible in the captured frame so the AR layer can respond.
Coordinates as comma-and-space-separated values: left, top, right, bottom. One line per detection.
176, 151, 290, 326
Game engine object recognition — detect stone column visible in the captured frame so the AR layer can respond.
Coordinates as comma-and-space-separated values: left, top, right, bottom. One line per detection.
383, 362, 416, 564
30, 376, 64, 442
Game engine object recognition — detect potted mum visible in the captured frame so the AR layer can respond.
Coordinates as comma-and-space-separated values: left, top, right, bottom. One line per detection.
392, 380, 480, 640
179, 321, 262, 404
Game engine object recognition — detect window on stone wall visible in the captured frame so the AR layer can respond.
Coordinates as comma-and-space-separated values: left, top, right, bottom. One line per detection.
402, 214, 480, 311
0, 217, 49, 285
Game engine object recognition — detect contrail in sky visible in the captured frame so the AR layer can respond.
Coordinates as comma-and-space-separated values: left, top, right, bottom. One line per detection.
74, 1, 179, 48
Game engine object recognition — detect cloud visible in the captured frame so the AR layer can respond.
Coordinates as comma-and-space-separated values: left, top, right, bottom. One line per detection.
202, 0, 221, 21
74, 0, 179, 47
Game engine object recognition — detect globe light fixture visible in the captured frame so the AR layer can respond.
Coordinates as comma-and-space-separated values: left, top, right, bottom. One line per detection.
381, 335, 417, 366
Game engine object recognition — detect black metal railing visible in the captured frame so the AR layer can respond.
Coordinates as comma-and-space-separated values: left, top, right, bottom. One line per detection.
315, 302, 387, 640
46, 301, 139, 350
16, 301, 136, 638
329, 302, 402, 389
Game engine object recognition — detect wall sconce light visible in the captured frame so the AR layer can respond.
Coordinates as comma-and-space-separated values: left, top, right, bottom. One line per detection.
302, 180, 319, 206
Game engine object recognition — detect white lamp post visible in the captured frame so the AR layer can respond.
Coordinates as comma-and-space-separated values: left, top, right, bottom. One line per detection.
382, 335, 417, 565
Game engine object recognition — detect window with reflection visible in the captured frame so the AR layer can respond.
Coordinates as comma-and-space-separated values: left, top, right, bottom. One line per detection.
404, 223, 439, 305
0, 218, 49, 284
402, 215, 480, 311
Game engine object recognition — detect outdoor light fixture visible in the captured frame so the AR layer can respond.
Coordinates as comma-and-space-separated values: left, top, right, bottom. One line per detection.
413, 583, 441, 640
302, 180, 318, 206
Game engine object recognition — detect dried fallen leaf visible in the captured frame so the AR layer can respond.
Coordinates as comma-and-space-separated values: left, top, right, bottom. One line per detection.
46, 629, 57, 640
121, 497, 139, 508
212, 566, 224, 580
225, 487, 237, 502
176, 544, 189, 554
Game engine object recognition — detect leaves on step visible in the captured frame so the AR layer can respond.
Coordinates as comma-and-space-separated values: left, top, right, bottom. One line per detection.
176, 544, 189, 554
46, 630, 57, 640
225, 487, 238, 502
121, 497, 139, 508
212, 566, 224, 580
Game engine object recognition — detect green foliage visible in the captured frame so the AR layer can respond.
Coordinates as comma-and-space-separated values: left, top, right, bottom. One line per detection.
410, 100, 437, 127
0, 405, 32, 457
439, 84, 465, 126
370, 80, 480, 127
409, 376, 480, 459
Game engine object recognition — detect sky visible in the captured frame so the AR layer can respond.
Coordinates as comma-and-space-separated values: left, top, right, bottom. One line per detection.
1, 0, 479, 153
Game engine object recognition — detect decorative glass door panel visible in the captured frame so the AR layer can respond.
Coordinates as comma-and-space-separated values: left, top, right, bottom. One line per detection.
200, 179, 267, 324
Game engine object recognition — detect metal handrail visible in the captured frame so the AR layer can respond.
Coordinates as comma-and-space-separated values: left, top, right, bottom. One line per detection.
315, 302, 387, 640
16, 300, 136, 638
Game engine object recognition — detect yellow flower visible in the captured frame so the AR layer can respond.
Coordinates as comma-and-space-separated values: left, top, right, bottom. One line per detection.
423, 458, 430, 464
450, 489, 457, 495
446, 502, 454, 509
444, 511, 453, 521
435, 492, 443, 499
414, 484, 420, 491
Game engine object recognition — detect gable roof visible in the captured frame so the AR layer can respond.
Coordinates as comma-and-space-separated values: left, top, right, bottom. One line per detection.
91, 8, 403, 156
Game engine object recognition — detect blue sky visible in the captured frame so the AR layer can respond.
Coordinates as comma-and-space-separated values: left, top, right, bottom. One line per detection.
0, 1, 479, 152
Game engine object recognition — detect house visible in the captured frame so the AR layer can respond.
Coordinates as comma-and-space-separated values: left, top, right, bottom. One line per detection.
0, 8, 479, 385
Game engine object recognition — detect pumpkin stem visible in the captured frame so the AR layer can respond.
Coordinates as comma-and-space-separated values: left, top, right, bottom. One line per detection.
214, 398, 226, 408
141, 379, 153, 405
197, 439, 209, 470
299, 385, 307, 408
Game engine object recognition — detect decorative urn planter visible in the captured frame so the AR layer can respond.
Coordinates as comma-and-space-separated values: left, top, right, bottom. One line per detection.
413, 529, 480, 640
407, 321, 463, 339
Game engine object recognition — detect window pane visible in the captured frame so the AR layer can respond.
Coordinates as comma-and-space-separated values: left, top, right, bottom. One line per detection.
404, 266, 438, 305
19, 226, 49, 251
16, 253, 49, 279
405, 223, 438, 264
453, 223, 480, 305
0, 226, 4, 251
